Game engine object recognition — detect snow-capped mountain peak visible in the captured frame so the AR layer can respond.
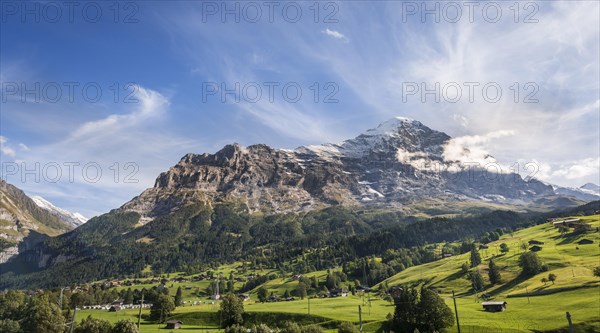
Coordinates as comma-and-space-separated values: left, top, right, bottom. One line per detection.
31, 196, 88, 228
366, 117, 416, 134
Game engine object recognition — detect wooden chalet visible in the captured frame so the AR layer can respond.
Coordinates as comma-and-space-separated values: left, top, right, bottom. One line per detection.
482, 301, 507, 312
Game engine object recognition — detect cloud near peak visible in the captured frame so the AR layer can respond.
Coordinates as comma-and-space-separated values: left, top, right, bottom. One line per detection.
442, 130, 516, 167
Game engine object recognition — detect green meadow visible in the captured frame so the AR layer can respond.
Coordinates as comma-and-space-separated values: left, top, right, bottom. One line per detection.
78, 215, 600, 332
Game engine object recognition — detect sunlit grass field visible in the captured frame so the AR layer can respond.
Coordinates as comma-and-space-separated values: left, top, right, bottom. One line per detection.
79, 215, 600, 332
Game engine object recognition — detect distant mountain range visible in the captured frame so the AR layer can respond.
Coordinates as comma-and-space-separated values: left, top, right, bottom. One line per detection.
579, 182, 600, 195
30, 196, 88, 229
550, 183, 600, 202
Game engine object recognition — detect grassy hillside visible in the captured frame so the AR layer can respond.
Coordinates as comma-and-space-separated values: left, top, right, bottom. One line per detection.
378, 214, 600, 332
73, 214, 600, 333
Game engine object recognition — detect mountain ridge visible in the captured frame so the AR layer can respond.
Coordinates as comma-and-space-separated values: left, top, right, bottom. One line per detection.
1, 117, 595, 288
0, 180, 75, 263
120, 117, 556, 224
30, 196, 88, 228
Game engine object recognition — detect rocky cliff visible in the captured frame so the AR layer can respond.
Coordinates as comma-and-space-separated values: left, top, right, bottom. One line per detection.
121, 117, 555, 223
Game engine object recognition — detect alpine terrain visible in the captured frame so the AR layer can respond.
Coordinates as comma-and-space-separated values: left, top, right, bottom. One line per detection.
0, 118, 594, 289
0, 180, 76, 263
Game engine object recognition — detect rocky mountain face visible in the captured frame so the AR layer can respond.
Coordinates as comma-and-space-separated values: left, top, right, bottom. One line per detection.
0, 180, 74, 263
121, 117, 555, 224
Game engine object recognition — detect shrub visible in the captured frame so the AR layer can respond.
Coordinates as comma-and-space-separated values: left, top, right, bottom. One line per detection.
338, 322, 359, 333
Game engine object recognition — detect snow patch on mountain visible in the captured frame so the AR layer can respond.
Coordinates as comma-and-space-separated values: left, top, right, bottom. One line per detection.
364, 117, 421, 136
546, 183, 600, 202
297, 144, 342, 158
579, 183, 600, 196
31, 196, 88, 228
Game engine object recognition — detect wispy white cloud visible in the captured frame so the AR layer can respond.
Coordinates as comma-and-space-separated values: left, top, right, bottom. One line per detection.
17, 143, 29, 151
4, 0, 598, 219
547, 157, 600, 181
3, 86, 201, 217
0, 136, 16, 157
292, 1, 599, 187
70, 86, 169, 140
322, 28, 349, 42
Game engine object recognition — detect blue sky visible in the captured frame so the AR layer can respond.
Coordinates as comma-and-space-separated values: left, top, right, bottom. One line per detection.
1, 1, 599, 218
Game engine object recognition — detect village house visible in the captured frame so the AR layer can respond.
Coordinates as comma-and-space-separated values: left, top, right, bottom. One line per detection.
482, 301, 507, 312
329, 288, 349, 297
165, 320, 183, 329
552, 218, 582, 228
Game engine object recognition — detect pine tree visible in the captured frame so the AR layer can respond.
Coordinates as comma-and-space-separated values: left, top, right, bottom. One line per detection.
418, 288, 454, 333
257, 287, 268, 303
175, 286, 183, 306
470, 245, 482, 268
469, 271, 485, 291
124, 288, 134, 305
311, 276, 319, 289
488, 258, 502, 284
296, 282, 308, 300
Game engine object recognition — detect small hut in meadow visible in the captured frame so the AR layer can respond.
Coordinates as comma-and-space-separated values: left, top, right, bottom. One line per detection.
165, 320, 183, 329
482, 301, 507, 312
